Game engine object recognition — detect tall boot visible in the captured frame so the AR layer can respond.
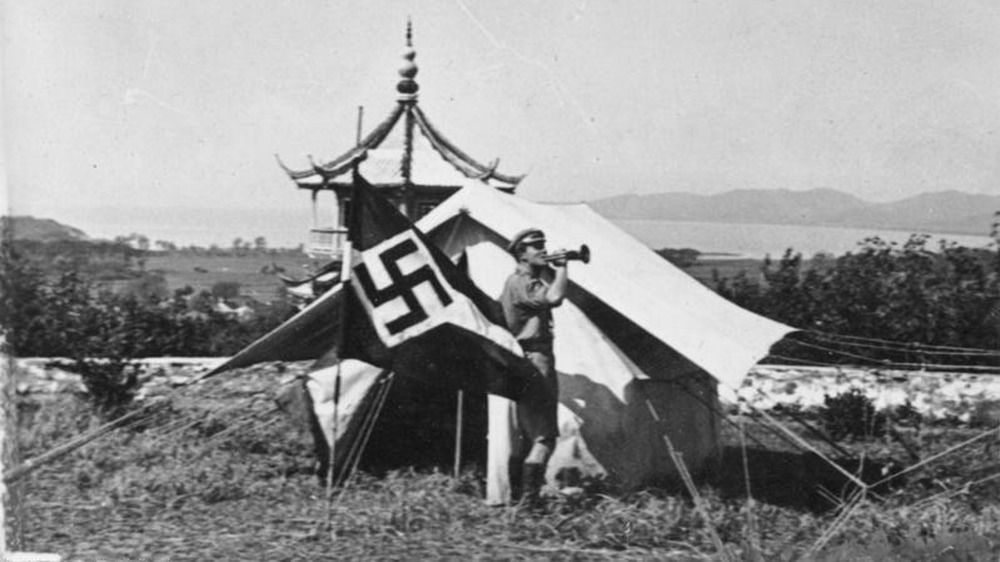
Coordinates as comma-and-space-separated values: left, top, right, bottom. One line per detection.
508, 462, 524, 503
520, 462, 545, 509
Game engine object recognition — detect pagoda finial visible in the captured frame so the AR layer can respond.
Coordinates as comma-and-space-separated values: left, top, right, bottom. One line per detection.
397, 19, 419, 100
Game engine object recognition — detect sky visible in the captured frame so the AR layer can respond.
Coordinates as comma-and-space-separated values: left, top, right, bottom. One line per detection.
4, 0, 1000, 244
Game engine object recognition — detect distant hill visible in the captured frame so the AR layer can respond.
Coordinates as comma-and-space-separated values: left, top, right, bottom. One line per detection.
2, 216, 90, 242
588, 189, 1000, 236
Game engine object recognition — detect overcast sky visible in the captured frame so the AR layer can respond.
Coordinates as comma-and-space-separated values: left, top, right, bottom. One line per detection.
5, 0, 1000, 229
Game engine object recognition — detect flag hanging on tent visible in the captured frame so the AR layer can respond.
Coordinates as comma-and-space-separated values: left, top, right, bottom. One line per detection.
337, 171, 535, 399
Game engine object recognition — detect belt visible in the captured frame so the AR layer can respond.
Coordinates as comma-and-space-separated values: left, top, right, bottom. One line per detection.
518, 339, 552, 353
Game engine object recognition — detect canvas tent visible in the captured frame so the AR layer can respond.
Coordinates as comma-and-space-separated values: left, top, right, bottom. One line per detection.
210, 180, 793, 504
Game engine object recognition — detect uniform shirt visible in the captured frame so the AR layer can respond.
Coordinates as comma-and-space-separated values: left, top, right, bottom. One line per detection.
500, 263, 554, 347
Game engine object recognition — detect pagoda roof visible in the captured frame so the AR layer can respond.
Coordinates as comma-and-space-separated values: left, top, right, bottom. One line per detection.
277, 24, 524, 193
277, 103, 523, 191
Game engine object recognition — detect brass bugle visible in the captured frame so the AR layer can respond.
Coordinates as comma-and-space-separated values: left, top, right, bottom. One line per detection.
544, 244, 590, 264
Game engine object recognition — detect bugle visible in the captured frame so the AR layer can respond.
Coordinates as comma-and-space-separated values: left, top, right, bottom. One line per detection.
544, 244, 590, 264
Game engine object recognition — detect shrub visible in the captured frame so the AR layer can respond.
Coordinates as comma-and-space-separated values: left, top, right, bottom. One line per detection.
890, 400, 923, 428
716, 235, 999, 361
211, 280, 242, 300
821, 388, 886, 441
72, 357, 142, 419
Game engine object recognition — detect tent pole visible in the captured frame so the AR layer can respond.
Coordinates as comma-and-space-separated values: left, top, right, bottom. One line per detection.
324, 239, 354, 532
323, 366, 341, 531
453, 390, 464, 479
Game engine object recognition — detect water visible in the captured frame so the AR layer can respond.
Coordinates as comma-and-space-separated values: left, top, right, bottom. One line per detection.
610, 218, 994, 259
51, 206, 995, 258
55, 206, 313, 249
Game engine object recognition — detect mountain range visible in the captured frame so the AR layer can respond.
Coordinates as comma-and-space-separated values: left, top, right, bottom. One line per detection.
587, 189, 1000, 237
6, 188, 1000, 246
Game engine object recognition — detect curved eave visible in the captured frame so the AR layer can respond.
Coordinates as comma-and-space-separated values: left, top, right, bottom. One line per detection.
275, 155, 319, 181
411, 105, 525, 187
279, 100, 525, 192
277, 103, 406, 182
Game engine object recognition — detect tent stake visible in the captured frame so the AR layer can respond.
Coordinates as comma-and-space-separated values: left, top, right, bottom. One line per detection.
453, 390, 464, 479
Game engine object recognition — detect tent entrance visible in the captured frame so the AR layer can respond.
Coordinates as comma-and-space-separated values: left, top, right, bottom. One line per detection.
355, 376, 488, 476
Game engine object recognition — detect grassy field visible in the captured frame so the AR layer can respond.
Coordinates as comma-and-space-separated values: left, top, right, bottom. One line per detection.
8, 363, 1000, 560
143, 252, 325, 303
686, 257, 765, 287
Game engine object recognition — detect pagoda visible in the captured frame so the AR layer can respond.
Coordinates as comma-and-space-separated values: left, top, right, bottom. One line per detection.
277, 23, 525, 258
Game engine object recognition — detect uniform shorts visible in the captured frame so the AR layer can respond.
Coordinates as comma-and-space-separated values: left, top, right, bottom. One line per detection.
514, 350, 559, 448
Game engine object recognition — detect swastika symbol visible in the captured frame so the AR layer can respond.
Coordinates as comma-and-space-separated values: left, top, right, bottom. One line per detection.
353, 237, 453, 335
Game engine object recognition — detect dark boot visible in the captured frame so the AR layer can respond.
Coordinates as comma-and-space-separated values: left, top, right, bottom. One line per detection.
508, 462, 524, 503
520, 462, 546, 509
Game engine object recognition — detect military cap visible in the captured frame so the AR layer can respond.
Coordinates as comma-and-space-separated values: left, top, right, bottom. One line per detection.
507, 228, 546, 255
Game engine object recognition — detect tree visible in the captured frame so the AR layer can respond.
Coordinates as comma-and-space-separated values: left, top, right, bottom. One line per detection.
155, 240, 177, 252
254, 236, 267, 253
124, 273, 169, 302
211, 281, 242, 300
716, 234, 999, 359
0, 240, 50, 354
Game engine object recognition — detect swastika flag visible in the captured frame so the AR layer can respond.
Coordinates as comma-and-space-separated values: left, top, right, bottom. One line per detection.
339, 172, 534, 399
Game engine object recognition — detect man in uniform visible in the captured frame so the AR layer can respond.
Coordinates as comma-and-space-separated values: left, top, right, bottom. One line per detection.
499, 228, 569, 506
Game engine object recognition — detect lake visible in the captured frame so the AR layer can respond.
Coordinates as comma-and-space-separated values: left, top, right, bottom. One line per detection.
62, 205, 994, 259
610, 218, 995, 259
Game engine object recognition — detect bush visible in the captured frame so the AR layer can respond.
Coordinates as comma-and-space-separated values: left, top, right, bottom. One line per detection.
716, 235, 999, 362
821, 388, 886, 441
1, 240, 295, 361
72, 358, 141, 419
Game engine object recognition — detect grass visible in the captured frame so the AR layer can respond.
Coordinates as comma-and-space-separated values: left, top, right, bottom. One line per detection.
141, 250, 756, 303
8, 365, 1000, 560
685, 257, 765, 287
142, 251, 322, 303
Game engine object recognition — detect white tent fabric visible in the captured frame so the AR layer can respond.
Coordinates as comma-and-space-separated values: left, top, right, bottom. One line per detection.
413, 183, 793, 503
307, 359, 385, 458
220, 179, 793, 502
419, 181, 792, 390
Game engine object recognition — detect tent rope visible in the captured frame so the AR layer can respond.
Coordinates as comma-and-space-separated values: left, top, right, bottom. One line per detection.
323, 366, 343, 531
805, 331, 997, 358
665, 370, 849, 463
805, 329, 1000, 355
910, 470, 1000, 509
667, 375, 786, 452
804, 486, 867, 558
783, 339, 1000, 373
871, 426, 1000, 489
739, 415, 761, 557
3, 397, 170, 484
742, 399, 868, 490
333, 371, 395, 489
741, 385, 853, 459
768, 348, 1000, 374
645, 400, 732, 561
195, 411, 280, 457
333, 372, 396, 502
